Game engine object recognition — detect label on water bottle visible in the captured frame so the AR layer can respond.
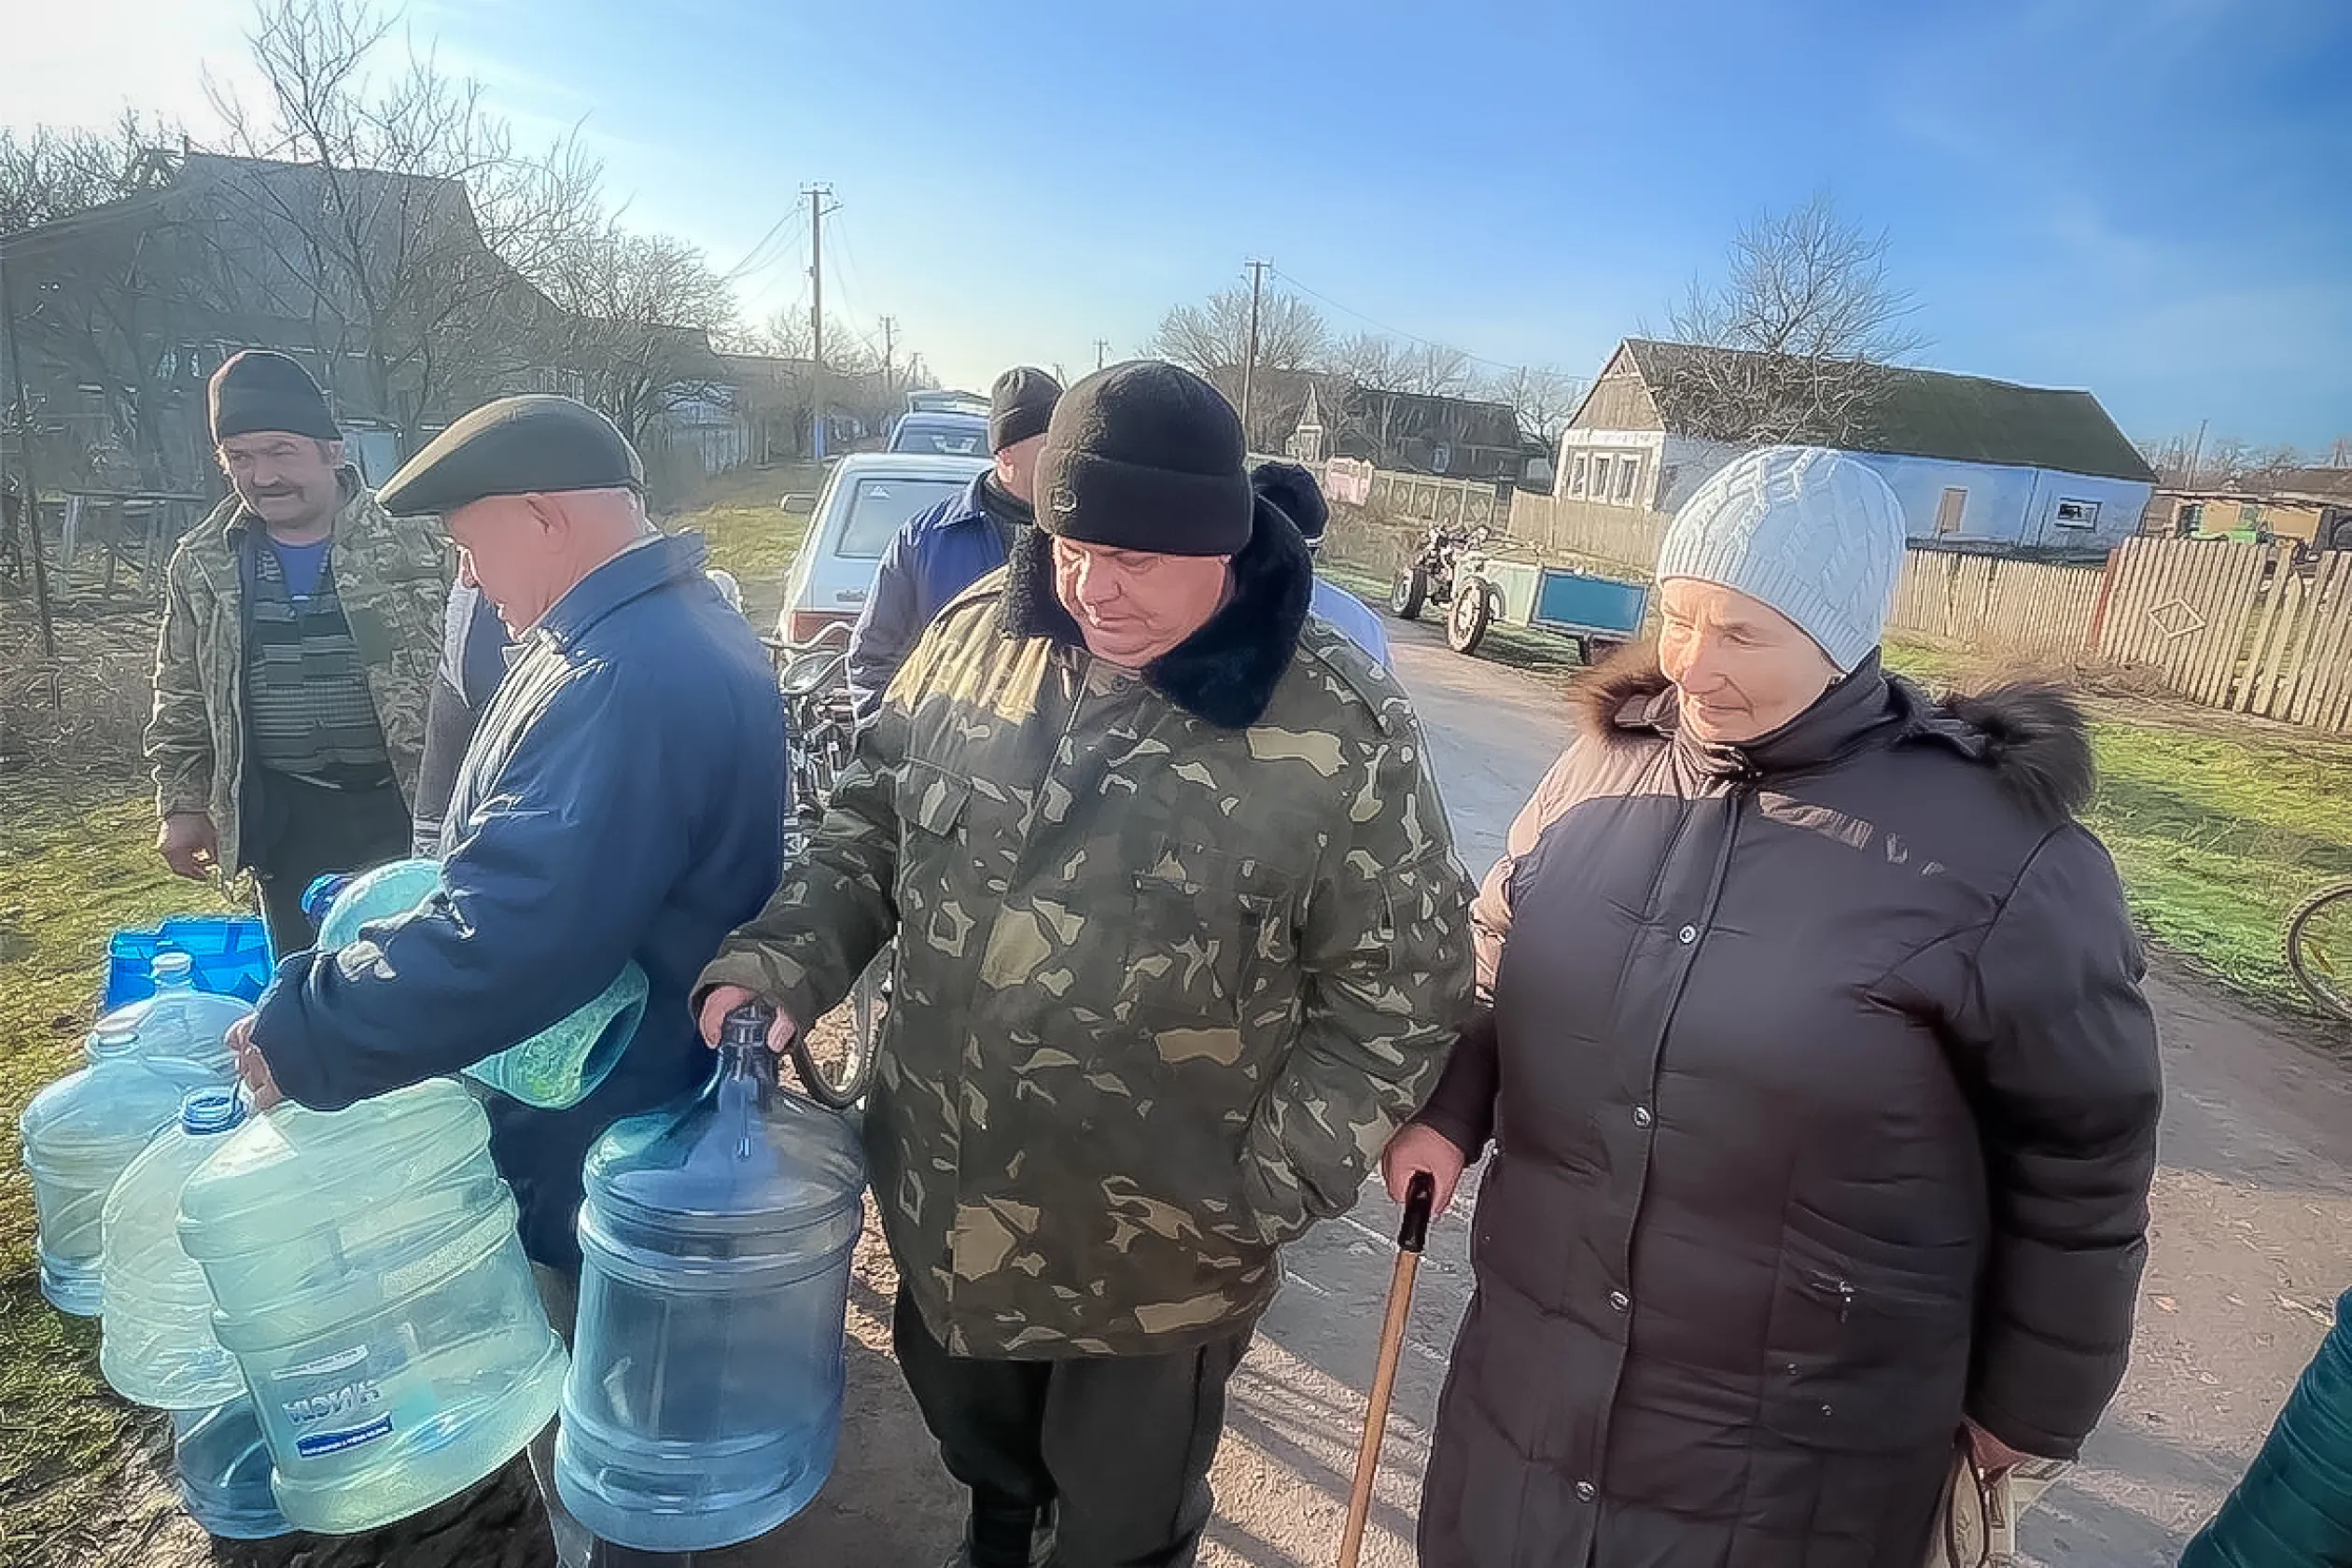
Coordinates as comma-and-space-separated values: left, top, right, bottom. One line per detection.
270, 1337, 413, 1459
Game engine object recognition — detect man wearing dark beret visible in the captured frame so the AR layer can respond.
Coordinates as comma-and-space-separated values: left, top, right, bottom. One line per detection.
147, 349, 447, 955
228, 394, 788, 1568
845, 364, 1062, 720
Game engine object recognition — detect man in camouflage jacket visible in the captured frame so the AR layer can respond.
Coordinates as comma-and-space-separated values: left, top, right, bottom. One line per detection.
699, 362, 1474, 1568
147, 351, 445, 954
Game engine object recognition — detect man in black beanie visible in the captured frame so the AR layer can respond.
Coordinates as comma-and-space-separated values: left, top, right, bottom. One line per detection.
147, 348, 446, 955
697, 360, 1474, 1568
843, 365, 1061, 720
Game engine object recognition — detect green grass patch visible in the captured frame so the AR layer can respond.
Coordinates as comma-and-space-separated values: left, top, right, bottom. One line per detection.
671, 462, 823, 603
0, 790, 232, 1559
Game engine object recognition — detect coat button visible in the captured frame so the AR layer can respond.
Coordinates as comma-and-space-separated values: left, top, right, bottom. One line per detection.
1607, 1290, 1630, 1313
1632, 1105, 1654, 1128
1820, 1403, 1835, 1418
1677, 924, 1698, 944
1575, 1479, 1597, 1503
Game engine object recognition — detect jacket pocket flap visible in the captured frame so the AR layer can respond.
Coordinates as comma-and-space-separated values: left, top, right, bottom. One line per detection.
903, 763, 973, 838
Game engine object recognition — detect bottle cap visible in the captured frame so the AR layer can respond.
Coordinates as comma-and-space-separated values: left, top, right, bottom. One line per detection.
181, 1089, 245, 1136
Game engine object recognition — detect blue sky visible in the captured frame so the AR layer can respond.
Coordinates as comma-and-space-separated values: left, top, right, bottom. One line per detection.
10, 0, 2350, 450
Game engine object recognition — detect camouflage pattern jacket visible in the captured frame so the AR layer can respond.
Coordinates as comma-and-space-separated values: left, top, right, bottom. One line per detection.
701, 504, 1476, 1358
147, 472, 448, 873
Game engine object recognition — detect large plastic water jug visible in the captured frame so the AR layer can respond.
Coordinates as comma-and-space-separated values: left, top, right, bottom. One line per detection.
88, 952, 251, 1086
554, 1004, 867, 1552
176, 1077, 568, 1534
2180, 1286, 2352, 1567
312, 857, 647, 1110
100, 1088, 251, 1409
20, 1019, 226, 1315
174, 1395, 293, 1540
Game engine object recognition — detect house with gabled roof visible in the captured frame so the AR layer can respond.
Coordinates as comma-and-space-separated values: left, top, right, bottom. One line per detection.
1556, 338, 2156, 552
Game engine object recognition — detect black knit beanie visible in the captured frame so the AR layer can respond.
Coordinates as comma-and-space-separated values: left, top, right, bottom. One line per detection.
208, 350, 341, 443
1252, 459, 1328, 548
988, 366, 1062, 453
1034, 361, 1251, 557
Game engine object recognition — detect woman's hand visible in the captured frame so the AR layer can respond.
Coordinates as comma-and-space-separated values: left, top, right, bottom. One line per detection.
1382, 1124, 1470, 1218
1964, 1419, 2037, 1477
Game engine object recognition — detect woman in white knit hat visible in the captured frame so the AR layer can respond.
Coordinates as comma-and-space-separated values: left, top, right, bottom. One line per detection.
1383, 445, 2164, 1567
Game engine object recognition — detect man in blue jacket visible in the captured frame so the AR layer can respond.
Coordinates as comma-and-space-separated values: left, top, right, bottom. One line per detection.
846, 365, 1061, 720
229, 395, 787, 1568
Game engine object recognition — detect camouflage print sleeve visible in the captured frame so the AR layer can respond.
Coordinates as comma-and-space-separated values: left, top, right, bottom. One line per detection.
1239, 713, 1476, 1244
147, 552, 214, 820
695, 699, 906, 1029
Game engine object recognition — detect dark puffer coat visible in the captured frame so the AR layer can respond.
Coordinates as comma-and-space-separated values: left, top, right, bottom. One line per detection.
1412, 650, 2163, 1568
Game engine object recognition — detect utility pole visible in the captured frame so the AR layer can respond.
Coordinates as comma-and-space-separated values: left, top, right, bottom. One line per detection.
879, 315, 897, 401
2185, 416, 2208, 490
1240, 259, 1270, 450
805, 183, 836, 459
0, 242, 57, 657
1094, 339, 1111, 372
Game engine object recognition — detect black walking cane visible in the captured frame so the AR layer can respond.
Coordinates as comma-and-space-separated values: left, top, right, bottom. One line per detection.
1338, 1170, 1435, 1568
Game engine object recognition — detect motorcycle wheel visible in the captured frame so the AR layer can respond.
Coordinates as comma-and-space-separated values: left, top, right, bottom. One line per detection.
1448, 579, 1495, 655
1390, 566, 1428, 620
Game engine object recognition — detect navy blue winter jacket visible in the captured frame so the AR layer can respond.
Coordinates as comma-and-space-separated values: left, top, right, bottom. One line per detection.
845, 473, 1010, 721
251, 534, 789, 1271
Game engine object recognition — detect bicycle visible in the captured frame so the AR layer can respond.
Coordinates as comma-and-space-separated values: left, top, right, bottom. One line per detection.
771, 625, 888, 1108
2286, 881, 2352, 1023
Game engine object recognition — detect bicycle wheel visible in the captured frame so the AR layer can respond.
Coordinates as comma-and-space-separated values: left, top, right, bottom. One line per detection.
787, 946, 888, 1111
2286, 882, 2352, 1023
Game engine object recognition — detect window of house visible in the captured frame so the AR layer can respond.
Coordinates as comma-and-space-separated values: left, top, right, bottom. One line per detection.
2053, 498, 2100, 529
1614, 455, 1640, 503
1934, 487, 1967, 536
1570, 455, 1589, 496
2177, 502, 2203, 537
2239, 501, 2262, 528
1592, 455, 1613, 498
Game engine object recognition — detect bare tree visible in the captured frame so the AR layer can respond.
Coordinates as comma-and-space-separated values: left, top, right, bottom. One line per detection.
0, 114, 180, 233
1656, 191, 1925, 445
1147, 285, 1328, 420
202, 0, 607, 455
540, 225, 734, 446
1486, 365, 1586, 449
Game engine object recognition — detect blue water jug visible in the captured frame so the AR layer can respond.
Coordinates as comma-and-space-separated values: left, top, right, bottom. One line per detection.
105, 917, 273, 1009
20, 1018, 229, 1316
313, 857, 647, 1110
89, 952, 252, 1085
101, 1088, 250, 1409
175, 1078, 568, 1534
174, 1394, 293, 1540
2180, 1287, 2352, 1567
554, 1004, 867, 1552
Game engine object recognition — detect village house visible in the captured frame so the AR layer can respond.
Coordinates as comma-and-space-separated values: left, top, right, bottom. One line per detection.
2146, 468, 2352, 552
1289, 382, 1545, 483
1556, 338, 2156, 552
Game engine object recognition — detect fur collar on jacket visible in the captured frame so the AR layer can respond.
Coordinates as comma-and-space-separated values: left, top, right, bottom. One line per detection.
1568, 642, 2096, 820
998, 496, 1313, 730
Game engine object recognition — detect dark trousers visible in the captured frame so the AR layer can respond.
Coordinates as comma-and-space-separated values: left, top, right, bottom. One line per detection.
245, 770, 411, 957
892, 1286, 1251, 1568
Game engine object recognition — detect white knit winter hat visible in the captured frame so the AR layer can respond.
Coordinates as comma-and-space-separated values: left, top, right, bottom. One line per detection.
1654, 445, 1907, 671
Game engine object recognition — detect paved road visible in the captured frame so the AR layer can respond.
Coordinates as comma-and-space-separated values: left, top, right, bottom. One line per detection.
130, 617, 2349, 1568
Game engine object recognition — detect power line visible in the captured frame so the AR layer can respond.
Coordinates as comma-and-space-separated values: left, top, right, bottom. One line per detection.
720, 205, 805, 285
1269, 265, 1528, 375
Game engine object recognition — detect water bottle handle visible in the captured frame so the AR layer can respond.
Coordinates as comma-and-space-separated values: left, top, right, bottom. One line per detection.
722, 1001, 867, 1113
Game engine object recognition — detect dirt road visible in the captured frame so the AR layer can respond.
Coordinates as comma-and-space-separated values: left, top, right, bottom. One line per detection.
121, 618, 2351, 1568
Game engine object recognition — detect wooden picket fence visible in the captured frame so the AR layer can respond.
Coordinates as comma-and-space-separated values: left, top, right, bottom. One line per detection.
2096, 539, 2352, 730
1890, 549, 2107, 661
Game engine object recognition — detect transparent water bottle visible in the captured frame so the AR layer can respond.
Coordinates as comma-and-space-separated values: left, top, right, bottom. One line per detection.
312, 856, 647, 1110
89, 952, 251, 1086
554, 1003, 867, 1552
175, 1077, 568, 1534
20, 1020, 211, 1315
174, 1394, 293, 1541
100, 1088, 250, 1409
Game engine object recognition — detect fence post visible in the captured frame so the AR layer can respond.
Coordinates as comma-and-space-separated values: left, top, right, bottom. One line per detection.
2084, 544, 2123, 655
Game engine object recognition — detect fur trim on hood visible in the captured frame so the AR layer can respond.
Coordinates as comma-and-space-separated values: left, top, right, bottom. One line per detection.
1567, 641, 2096, 819
998, 495, 1313, 730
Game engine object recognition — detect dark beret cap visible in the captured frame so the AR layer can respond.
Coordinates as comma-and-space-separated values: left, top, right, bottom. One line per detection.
377, 395, 644, 516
